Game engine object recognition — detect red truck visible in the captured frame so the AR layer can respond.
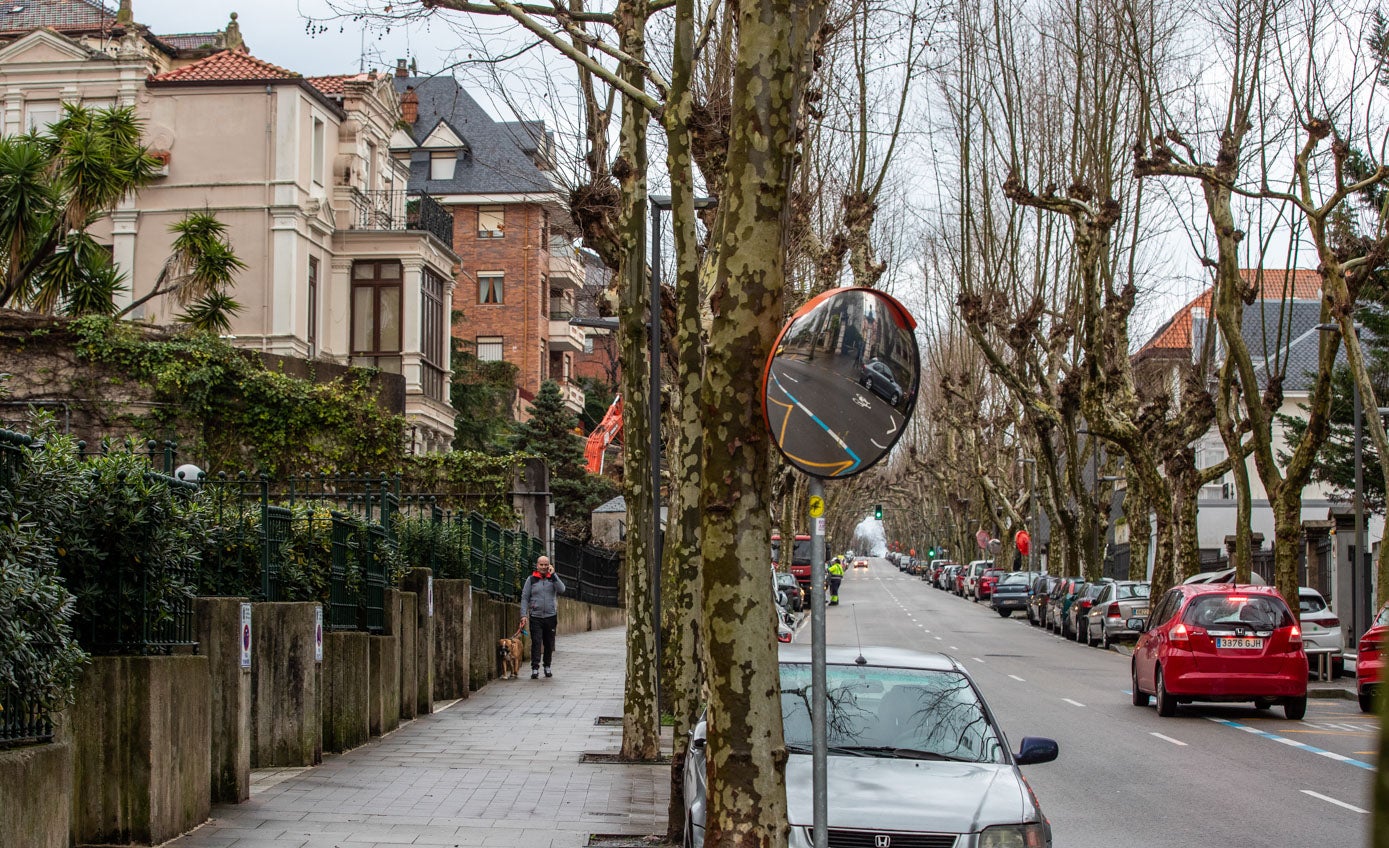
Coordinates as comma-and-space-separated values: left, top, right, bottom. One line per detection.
773, 533, 815, 588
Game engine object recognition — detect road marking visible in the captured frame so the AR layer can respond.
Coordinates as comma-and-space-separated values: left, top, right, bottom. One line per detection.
1301, 790, 1369, 814
1062, 698, 1085, 708
1206, 718, 1375, 771
1150, 732, 1187, 746
1008, 674, 1026, 682
972, 657, 986, 664
934, 636, 943, 641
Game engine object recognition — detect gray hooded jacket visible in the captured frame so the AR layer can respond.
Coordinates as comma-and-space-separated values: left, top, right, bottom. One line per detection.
521, 572, 566, 618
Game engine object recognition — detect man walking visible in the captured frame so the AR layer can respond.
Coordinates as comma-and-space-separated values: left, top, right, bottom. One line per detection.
520, 556, 566, 679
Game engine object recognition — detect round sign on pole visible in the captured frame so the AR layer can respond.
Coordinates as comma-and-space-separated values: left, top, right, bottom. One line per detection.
762, 287, 920, 479
809, 495, 825, 518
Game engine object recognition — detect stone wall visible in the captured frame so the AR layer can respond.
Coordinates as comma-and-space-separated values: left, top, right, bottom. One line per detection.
195, 597, 251, 803
250, 603, 321, 767
557, 595, 626, 635
403, 569, 435, 714
0, 741, 72, 848
321, 631, 371, 753
433, 579, 472, 700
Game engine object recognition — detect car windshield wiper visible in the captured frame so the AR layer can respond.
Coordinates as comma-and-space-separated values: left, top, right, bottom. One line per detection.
811, 745, 972, 761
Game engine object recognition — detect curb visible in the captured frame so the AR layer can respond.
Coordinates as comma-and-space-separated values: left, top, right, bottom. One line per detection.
1308, 687, 1356, 701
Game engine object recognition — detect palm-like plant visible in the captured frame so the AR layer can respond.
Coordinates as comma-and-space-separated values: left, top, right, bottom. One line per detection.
119, 212, 248, 321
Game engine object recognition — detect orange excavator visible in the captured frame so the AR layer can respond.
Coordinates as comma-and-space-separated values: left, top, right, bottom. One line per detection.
585, 395, 623, 474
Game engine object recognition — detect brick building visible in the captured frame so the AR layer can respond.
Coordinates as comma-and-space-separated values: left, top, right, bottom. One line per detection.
391, 62, 588, 417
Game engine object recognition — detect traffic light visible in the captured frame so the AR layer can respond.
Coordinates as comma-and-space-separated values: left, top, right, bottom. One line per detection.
928, 547, 936, 558
874, 504, 883, 520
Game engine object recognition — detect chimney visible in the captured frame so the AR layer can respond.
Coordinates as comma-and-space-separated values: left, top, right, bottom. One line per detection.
401, 87, 418, 124
117, 0, 134, 26
395, 59, 409, 79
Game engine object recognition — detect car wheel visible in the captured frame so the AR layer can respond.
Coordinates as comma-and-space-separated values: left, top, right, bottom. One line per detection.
1283, 697, 1307, 721
998, 608, 1011, 618
1131, 663, 1150, 707
1086, 624, 1099, 647
1361, 690, 1375, 713
891, 391, 901, 405
1331, 658, 1345, 679
1155, 667, 1177, 717
1253, 698, 1274, 710
1076, 621, 1088, 643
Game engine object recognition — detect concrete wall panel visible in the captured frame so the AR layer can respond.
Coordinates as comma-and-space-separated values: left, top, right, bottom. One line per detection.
194, 597, 251, 803
321, 631, 370, 753
250, 602, 321, 767
0, 740, 71, 848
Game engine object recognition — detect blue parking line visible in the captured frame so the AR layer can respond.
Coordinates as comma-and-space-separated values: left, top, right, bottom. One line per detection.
1206, 717, 1375, 771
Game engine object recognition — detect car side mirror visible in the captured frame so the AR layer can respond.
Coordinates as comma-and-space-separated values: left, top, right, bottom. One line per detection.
1014, 736, 1059, 765
1127, 617, 1146, 632
691, 736, 707, 750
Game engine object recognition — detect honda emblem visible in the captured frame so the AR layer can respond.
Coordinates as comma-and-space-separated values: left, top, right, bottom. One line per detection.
874, 836, 891, 848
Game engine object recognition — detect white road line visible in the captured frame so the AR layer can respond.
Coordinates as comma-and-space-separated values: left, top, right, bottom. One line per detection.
949, 646, 958, 651
934, 636, 943, 641
1008, 674, 1026, 682
1062, 698, 1085, 708
1149, 732, 1187, 747
972, 657, 986, 663
1301, 790, 1369, 814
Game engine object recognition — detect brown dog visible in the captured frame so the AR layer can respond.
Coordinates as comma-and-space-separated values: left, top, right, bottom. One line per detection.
498, 636, 524, 679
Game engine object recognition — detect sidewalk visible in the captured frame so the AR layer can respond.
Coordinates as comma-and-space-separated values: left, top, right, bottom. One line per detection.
170, 627, 669, 848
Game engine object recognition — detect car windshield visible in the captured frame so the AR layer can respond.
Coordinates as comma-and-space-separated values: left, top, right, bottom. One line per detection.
1116, 583, 1150, 600
779, 663, 1005, 764
1299, 593, 1327, 614
776, 575, 798, 589
1183, 595, 1293, 629
1001, 573, 1029, 585
772, 538, 814, 566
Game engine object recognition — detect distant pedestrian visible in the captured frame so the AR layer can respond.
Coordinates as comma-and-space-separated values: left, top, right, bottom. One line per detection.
520, 556, 566, 679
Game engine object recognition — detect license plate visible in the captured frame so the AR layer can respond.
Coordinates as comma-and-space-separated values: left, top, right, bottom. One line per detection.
1134, 607, 1149, 617
1216, 637, 1263, 649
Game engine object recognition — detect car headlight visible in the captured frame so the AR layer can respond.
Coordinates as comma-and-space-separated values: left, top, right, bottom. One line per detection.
978, 823, 1048, 848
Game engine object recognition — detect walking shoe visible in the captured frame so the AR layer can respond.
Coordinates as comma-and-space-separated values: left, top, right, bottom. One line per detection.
544, 667, 553, 678
531, 669, 540, 679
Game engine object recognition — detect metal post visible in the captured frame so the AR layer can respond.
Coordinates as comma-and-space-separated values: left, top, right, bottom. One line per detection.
808, 476, 828, 848
650, 199, 664, 731
1354, 377, 1365, 642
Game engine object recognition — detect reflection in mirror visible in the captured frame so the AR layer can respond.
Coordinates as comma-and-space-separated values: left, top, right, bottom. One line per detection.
763, 287, 920, 479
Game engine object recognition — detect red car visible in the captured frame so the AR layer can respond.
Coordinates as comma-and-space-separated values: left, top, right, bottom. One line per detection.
976, 568, 1006, 602
1131, 584, 1307, 720
1357, 602, 1389, 713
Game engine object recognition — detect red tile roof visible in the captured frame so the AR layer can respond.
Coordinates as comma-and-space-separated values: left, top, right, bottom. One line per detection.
306, 73, 369, 96
1139, 268, 1323, 355
154, 32, 223, 52
148, 49, 298, 84
0, 0, 113, 35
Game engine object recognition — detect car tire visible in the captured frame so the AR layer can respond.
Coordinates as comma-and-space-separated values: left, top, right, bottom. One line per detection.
1361, 690, 1375, 713
891, 391, 901, 405
1101, 628, 1111, 650
1086, 624, 1099, 647
998, 608, 1011, 618
1155, 667, 1177, 717
1283, 697, 1307, 721
1331, 658, 1345, 679
1131, 663, 1150, 707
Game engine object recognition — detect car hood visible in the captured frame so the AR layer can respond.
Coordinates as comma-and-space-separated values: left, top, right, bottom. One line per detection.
785, 754, 1031, 833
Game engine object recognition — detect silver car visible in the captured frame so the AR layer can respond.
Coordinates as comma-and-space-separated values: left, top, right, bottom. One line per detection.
1299, 587, 1344, 678
682, 645, 1058, 848
1084, 580, 1151, 648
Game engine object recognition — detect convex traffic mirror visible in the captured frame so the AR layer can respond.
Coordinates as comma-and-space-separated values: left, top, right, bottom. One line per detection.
762, 287, 920, 479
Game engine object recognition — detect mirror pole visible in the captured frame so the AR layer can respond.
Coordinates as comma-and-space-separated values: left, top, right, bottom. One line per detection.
809, 475, 828, 848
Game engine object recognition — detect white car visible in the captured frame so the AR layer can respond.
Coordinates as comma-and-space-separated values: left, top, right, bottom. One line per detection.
1299, 587, 1344, 677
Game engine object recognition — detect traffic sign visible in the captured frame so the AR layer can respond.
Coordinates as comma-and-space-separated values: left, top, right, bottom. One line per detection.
809, 495, 825, 517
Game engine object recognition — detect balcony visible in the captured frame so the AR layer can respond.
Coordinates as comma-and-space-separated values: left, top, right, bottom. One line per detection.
348, 190, 454, 249
556, 379, 585, 414
548, 236, 584, 290
549, 314, 586, 353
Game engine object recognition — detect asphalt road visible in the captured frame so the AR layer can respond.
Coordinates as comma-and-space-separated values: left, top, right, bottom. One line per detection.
797, 557, 1375, 848
765, 356, 905, 476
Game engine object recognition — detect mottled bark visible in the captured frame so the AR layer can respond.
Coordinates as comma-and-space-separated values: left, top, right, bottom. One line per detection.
699, 0, 826, 843
616, 0, 661, 763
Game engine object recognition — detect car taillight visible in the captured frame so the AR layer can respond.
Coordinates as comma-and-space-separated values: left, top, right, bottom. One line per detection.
1170, 622, 1190, 646
1361, 634, 1379, 654
1107, 602, 1121, 618
777, 631, 792, 643
1321, 616, 1339, 627
1288, 625, 1302, 646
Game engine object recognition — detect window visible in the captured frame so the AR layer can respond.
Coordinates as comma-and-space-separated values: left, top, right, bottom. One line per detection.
562, 354, 572, 381
478, 206, 505, 238
25, 102, 60, 133
421, 268, 447, 401
364, 141, 376, 190
478, 272, 504, 304
307, 257, 319, 355
312, 118, 325, 186
476, 336, 504, 361
584, 335, 594, 354
351, 260, 402, 371
430, 152, 455, 181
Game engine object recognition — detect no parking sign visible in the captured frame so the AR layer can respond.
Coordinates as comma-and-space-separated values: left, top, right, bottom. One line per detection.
239, 603, 252, 669
314, 606, 324, 662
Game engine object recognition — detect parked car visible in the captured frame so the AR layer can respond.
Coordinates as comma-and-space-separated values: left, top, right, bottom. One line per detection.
776, 573, 805, 613
1357, 602, 1389, 712
954, 565, 970, 595
1027, 575, 1058, 627
930, 560, 956, 585
991, 572, 1031, 618
1084, 581, 1151, 648
859, 358, 904, 406
1067, 580, 1113, 643
1297, 587, 1343, 678
941, 564, 962, 591
964, 560, 992, 599
1048, 579, 1090, 638
681, 645, 1059, 848
978, 567, 1008, 601
1130, 584, 1307, 719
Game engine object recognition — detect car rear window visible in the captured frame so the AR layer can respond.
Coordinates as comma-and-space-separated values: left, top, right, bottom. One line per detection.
1299, 593, 1327, 614
1116, 583, 1150, 600
1001, 573, 1029, 585
1182, 595, 1293, 629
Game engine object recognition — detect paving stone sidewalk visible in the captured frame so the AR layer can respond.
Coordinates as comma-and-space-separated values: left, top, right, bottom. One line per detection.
169, 626, 669, 848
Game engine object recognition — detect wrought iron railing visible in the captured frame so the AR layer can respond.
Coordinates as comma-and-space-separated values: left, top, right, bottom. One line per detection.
552, 534, 622, 608
0, 688, 51, 749
349, 190, 454, 250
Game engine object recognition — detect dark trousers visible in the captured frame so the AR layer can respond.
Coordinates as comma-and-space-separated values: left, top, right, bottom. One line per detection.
530, 615, 558, 669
